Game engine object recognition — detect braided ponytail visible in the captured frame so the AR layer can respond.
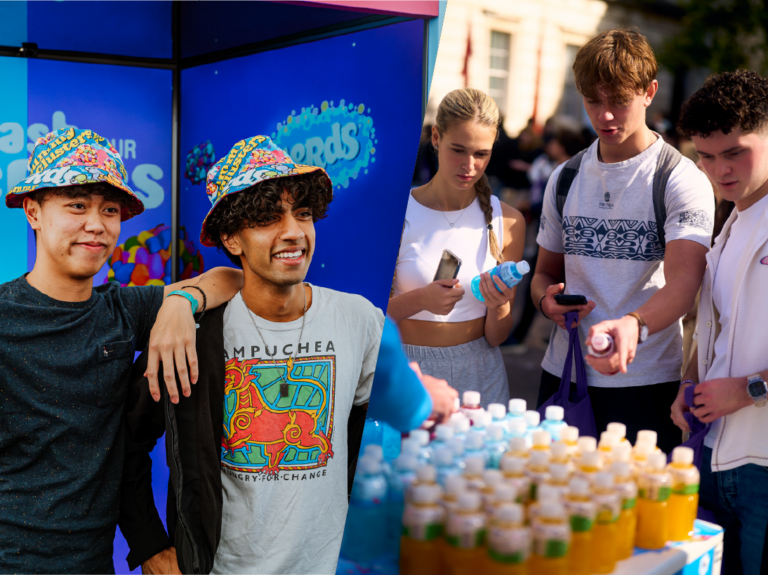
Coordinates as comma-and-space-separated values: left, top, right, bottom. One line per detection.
475, 173, 503, 264
435, 88, 504, 265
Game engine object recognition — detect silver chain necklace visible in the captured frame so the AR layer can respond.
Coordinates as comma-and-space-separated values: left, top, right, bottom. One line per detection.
430, 182, 475, 227
240, 285, 307, 398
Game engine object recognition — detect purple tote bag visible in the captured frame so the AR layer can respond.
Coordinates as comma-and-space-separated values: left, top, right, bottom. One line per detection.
538, 311, 598, 438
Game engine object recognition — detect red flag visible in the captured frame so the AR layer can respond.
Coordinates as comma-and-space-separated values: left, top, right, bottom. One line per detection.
462, 24, 472, 88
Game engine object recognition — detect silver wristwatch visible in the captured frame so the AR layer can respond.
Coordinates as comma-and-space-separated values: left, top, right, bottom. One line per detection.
746, 373, 768, 407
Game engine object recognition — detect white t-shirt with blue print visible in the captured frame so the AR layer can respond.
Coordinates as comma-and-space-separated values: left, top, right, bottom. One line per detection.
537, 135, 714, 388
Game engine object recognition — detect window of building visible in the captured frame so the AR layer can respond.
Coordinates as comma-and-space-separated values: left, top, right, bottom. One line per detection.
489, 30, 511, 115
561, 44, 583, 119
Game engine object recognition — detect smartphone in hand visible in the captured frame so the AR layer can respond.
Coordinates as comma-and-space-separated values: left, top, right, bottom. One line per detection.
434, 250, 462, 281
553, 294, 588, 306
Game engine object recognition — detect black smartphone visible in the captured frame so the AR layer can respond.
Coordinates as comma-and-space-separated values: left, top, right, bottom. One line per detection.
434, 249, 462, 281
554, 294, 588, 306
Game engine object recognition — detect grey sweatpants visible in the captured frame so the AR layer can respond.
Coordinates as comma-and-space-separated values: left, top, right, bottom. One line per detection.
403, 336, 510, 409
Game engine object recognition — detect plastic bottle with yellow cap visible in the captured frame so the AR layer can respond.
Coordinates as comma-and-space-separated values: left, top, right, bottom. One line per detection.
529, 501, 571, 575
635, 452, 671, 550
500, 456, 531, 506
525, 450, 552, 502
400, 483, 445, 575
484, 503, 531, 575
444, 490, 487, 575
590, 472, 620, 574
612, 460, 638, 560
564, 477, 595, 575
574, 450, 602, 486
667, 446, 699, 541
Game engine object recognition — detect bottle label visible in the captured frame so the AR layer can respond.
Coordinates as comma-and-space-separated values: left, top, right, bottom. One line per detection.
594, 494, 620, 524
639, 485, 671, 502
532, 522, 570, 558
569, 515, 594, 532
565, 500, 595, 532
403, 506, 444, 541
446, 514, 486, 549
622, 497, 637, 511
672, 483, 699, 495
488, 527, 530, 563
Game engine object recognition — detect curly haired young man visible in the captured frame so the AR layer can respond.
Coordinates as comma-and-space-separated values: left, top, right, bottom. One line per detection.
672, 70, 768, 575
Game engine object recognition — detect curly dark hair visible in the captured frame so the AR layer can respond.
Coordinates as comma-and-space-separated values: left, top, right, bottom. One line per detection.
678, 70, 768, 138
204, 170, 332, 268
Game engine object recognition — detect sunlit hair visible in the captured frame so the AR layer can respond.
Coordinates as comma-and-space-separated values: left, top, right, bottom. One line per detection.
573, 29, 657, 105
435, 88, 503, 263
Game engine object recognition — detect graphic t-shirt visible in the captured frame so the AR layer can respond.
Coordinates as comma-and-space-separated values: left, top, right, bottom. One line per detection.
0, 275, 164, 574
704, 191, 768, 447
537, 136, 714, 387
212, 285, 384, 575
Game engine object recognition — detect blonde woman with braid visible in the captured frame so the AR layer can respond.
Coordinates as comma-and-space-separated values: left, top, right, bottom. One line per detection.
389, 88, 525, 407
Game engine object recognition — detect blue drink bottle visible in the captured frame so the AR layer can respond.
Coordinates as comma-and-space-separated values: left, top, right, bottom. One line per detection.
471, 261, 531, 302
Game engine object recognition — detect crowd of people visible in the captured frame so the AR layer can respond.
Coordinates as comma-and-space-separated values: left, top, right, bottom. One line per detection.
398, 29, 768, 575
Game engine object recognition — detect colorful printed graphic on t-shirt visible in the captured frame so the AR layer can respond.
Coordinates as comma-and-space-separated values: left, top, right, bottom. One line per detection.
562, 216, 664, 261
221, 356, 335, 475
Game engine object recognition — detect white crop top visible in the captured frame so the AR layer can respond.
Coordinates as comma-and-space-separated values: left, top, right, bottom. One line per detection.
393, 191, 504, 322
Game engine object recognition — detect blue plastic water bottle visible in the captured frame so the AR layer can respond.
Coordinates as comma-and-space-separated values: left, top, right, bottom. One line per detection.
541, 405, 568, 443
409, 429, 433, 464
484, 423, 508, 469
471, 260, 531, 301
523, 410, 542, 449
463, 430, 488, 466
487, 403, 508, 436
386, 454, 418, 556
434, 446, 463, 486
342, 456, 388, 563
506, 399, 527, 427
430, 424, 455, 454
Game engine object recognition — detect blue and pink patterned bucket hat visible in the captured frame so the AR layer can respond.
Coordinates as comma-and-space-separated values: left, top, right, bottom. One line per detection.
6, 128, 144, 221
200, 135, 332, 247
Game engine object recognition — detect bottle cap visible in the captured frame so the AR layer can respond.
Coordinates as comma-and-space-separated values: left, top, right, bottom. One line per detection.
594, 472, 614, 489
474, 410, 492, 428
448, 437, 465, 457
444, 475, 467, 494
495, 502, 524, 523
466, 430, 485, 450
401, 437, 420, 457
410, 429, 430, 447
577, 436, 597, 453
493, 484, 516, 503
533, 430, 552, 447
435, 424, 454, 442
612, 443, 632, 463
537, 483, 559, 502
612, 461, 630, 478
539, 501, 565, 519
591, 333, 612, 352
359, 456, 381, 474
551, 442, 569, 460
487, 423, 505, 442
516, 260, 531, 275
569, 477, 591, 496
607, 422, 627, 439
530, 450, 550, 466
524, 410, 541, 427
508, 419, 528, 437
500, 456, 526, 474
647, 452, 667, 470
451, 415, 471, 434
637, 430, 658, 447
463, 391, 481, 408
672, 446, 694, 465
363, 443, 384, 461
508, 398, 527, 415
560, 426, 579, 443
434, 446, 454, 466
599, 431, 620, 449
464, 455, 485, 475
412, 483, 441, 504
488, 403, 507, 421
453, 396, 461, 411
483, 469, 503, 487
458, 490, 482, 511
545, 405, 565, 421
549, 463, 569, 481
394, 454, 418, 471
580, 451, 601, 468
633, 442, 654, 458
416, 464, 436, 482
509, 436, 528, 453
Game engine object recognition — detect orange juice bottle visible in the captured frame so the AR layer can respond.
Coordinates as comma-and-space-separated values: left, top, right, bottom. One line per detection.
631, 441, 654, 479
525, 450, 551, 502
612, 461, 638, 560
484, 503, 531, 575
407, 464, 438, 503
401, 484, 445, 575
500, 456, 531, 506
529, 501, 571, 575
550, 442, 572, 473
606, 422, 630, 446
575, 436, 597, 459
441, 475, 467, 515
444, 491, 487, 575
559, 426, 580, 458
527, 484, 561, 526
504, 436, 530, 462
636, 430, 659, 451
480, 469, 505, 511
487, 483, 518, 515
462, 455, 486, 491
667, 446, 700, 541
564, 477, 595, 575
590, 472, 620, 574
635, 452, 671, 550
531, 430, 552, 457
574, 451, 601, 486
545, 463, 570, 499
597, 431, 620, 467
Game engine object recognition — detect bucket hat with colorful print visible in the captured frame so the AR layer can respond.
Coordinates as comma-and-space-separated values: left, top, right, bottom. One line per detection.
200, 134, 332, 247
6, 128, 144, 221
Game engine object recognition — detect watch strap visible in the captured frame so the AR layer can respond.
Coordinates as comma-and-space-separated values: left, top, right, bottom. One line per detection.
626, 312, 646, 343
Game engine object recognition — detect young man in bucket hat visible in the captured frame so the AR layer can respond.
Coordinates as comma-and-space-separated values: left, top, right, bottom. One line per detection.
0, 128, 243, 574
119, 135, 385, 574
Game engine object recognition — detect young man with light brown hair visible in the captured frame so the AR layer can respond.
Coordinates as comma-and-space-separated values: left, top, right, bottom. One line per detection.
532, 29, 715, 453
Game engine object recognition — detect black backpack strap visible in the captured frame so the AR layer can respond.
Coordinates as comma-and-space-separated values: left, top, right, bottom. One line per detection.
556, 149, 588, 218
652, 142, 683, 251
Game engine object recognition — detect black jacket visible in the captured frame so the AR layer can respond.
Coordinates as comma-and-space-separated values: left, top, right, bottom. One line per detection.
118, 304, 368, 574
